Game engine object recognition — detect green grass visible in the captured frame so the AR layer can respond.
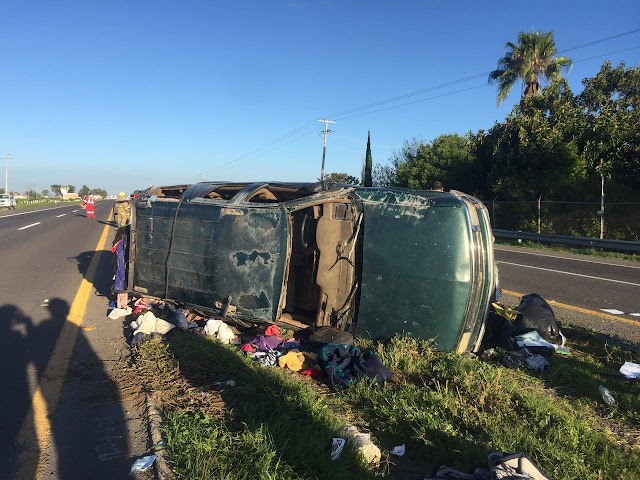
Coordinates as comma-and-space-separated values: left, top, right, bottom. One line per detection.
10, 199, 81, 211
131, 328, 640, 480
496, 239, 640, 262
134, 332, 377, 480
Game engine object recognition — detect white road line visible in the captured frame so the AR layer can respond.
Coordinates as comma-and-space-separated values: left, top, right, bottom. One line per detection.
18, 222, 41, 230
497, 261, 640, 287
0, 204, 82, 219
56, 214, 66, 218
495, 246, 640, 269
72, 210, 79, 212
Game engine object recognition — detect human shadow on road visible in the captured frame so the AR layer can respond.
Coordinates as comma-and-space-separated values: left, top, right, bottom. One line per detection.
0, 298, 132, 479
0, 304, 38, 478
68, 245, 116, 301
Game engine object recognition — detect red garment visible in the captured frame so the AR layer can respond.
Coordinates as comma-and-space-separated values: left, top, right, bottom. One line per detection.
300, 367, 323, 379
84, 195, 95, 218
265, 324, 280, 337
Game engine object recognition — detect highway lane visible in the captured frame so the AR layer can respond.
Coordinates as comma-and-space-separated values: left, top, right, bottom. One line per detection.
495, 245, 640, 321
0, 203, 87, 240
0, 201, 145, 479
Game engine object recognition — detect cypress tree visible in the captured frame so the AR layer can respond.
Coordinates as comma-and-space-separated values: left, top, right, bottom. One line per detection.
364, 131, 373, 187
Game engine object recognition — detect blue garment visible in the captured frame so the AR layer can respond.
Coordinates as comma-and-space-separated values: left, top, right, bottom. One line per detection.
113, 234, 127, 292
318, 343, 393, 389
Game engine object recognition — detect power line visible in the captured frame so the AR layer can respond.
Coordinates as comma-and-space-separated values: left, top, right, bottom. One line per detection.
214, 127, 319, 175
559, 28, 640, 53
198, 119, 317, 178
199, 28, 640, 177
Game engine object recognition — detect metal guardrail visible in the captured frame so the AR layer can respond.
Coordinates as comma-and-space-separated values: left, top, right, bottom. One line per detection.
493, 229, 640, 254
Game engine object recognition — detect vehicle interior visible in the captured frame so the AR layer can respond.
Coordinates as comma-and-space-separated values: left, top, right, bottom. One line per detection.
280, 199, 361, 332
137, 182, 362, 331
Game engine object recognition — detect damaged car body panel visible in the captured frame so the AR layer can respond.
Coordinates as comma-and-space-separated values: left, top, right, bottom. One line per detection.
352, 189, 494, 352
129, 182, 497, 353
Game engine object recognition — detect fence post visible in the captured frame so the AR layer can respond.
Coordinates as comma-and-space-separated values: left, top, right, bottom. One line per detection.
600, 174, 605, 239
492, 197, 497, 229
537, 196, 542, 234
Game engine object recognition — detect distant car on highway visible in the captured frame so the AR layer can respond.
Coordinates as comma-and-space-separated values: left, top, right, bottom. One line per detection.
0, 194, 16, 210
128, 181, 499, 353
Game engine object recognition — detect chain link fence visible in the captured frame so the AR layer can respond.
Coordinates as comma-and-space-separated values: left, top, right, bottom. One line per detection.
485, 199, 640, 242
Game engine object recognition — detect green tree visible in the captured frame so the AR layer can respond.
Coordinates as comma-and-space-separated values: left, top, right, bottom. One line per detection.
372, 163, 397, 187
78, 185, 90, 197
41, 189, 49, 197
391, 134, 479, 193
577, 61, 640, 195
50, 184, 62, 196
89, 188, 108, 197
67, 185, 76, 193
363, 131, 373, 187
322, 172, 360, 185
489, 31, 572, 105
473, 79, 586, 199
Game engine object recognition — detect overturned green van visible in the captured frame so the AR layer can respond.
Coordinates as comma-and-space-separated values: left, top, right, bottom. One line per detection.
128, 182, 498, 353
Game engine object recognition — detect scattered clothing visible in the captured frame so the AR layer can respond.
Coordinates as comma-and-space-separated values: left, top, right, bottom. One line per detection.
239, 342, 257, 353
108, 307, 132, 320
111, 230, 128, 292
300, 367, 323, 378
280, 339, 302, 350
277, 351, 317, 372
250, 334, 283, 351
133, 297, 152, 315
502, 348, 550, 372
310, 326, 353, 346
318, 343, 393, 389
343, 425, 381, 465
423, 451, 551, 480
248, 350, 278, 366
389, 444, 406, 457
132, 311, 175, 336
330, 437, 346, 460
117, 292, 128, 309
162, 303, 190, 329
264, 324, 280, 337
204, 319, 238, 344
491, 302, 521, 322
620, 361, 640, 379
513, 293, 563, 344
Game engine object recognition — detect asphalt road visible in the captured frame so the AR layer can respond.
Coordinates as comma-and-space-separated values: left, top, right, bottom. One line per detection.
0, 202, 148, 480
495, 245, 640, 342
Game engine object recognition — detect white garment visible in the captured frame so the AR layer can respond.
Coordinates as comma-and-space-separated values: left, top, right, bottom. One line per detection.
204, 319, 238, 344
133, 311, 175, 336
620, 361, 640, 379
108, 307, 132, 320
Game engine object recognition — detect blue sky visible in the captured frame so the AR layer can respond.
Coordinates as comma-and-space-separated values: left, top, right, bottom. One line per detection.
1, 0, 639, 196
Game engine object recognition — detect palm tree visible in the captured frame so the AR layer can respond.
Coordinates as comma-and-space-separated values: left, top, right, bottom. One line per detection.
489, 31, 572, 105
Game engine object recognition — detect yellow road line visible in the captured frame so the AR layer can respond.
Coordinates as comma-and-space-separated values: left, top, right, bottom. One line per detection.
502, 289, 640, 327
14, 213, 113, 479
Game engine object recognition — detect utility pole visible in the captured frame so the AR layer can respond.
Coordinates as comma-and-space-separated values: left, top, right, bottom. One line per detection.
4, 153, 10, 194
318, 118, 336, 185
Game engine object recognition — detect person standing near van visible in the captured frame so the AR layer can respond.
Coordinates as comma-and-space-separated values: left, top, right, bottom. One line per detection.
113, 192, 131, 227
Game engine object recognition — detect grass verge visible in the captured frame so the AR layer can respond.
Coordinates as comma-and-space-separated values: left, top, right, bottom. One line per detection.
126, 326, 640, 479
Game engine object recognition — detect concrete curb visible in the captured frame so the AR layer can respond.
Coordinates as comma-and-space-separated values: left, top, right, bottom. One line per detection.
145, 392, 176, 480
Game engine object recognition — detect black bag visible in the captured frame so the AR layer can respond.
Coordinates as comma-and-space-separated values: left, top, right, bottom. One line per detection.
513, 293, 562, 344
308, 326, 353, 346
